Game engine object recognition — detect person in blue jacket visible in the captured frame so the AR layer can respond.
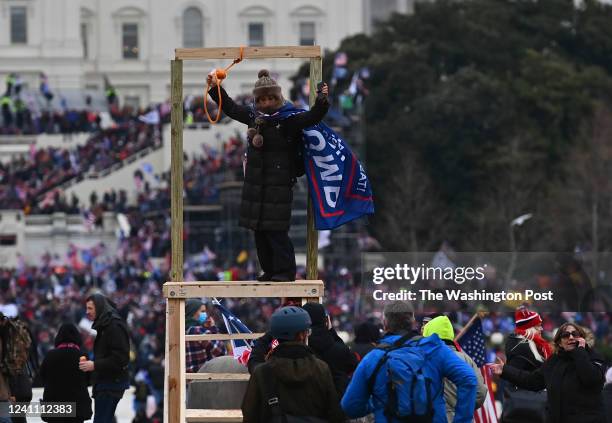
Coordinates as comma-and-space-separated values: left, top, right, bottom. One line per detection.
341, 301, 478, 423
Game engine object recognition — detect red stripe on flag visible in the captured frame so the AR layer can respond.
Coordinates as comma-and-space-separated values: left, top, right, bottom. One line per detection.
474, 365, 498, 423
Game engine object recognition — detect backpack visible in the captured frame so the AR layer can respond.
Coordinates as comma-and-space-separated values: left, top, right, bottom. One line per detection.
1, 317, 32, 377
366, 333, 435, 423
259, 364, 327, 423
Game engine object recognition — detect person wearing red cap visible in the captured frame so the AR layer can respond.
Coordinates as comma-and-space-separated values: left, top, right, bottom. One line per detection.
500, 306, 552, 423
492, 322, 606, 423
513, 306, 553, 362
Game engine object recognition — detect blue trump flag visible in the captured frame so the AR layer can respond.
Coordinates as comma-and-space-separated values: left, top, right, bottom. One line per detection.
261, 103, 375, 230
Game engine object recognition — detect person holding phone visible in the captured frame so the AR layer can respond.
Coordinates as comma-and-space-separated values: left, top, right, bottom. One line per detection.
491, 323, 606, 423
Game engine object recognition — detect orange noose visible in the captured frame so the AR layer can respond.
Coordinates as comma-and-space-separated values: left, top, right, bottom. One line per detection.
204, 46, 245, 124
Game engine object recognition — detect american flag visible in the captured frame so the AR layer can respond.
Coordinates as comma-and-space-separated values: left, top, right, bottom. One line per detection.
212, 299, 254, 365
457, 317, 498, 423
83, 210, 96, 231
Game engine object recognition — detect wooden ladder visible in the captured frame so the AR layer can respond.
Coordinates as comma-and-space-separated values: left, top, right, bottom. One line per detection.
163, 280, 325, 422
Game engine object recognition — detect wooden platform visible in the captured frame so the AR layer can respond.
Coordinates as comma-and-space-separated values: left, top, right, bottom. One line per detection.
163, 280, 324, 299
185, 373, 250, 381
185, 409, 243, 422
185, 333, 264, 341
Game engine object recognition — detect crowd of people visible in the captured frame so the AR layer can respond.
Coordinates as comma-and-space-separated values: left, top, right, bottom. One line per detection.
0, 201, 611, 421
1, 237, 611, 418
0, 121, 162, 212
1, 72, 104, 136
1, 68, 611, 422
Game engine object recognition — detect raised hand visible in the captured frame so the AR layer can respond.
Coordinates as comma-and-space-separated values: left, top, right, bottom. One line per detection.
207, 72, 218, 87
490, 356, 506, 375
319, 83, 329, 97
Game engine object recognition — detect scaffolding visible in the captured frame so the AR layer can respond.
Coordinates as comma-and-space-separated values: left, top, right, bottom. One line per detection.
163, 46, 324, 423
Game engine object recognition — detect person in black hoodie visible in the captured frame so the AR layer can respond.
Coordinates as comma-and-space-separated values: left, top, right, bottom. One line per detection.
351, 321, 381, 363
40, 323, 92, 423
492, 322, 606, 423
301, 302, 357, 396
80, 294, 130, 423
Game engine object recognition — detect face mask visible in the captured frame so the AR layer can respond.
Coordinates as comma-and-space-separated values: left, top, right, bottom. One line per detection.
198, 312, 207, 324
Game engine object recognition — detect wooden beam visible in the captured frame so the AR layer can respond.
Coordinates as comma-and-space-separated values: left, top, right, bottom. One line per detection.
167, 58, 184, 423
170, 59, 184, 283
185, 333, 265, 341
175, 46, 321, 60
185, 373, 250, 381
185, 409, 243, 422
184, 205, 223, 212
306, 57, 323, 280
163, 280, 324, 299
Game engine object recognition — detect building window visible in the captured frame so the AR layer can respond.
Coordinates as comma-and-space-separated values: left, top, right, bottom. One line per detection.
122, 23, 139, 59
10, 7, 27, 44
183, 7, 203, 48
0, 235, 17, 247
81, 23, 89, 59
299, 22, 315, 46
248, 23, 264, 46
124, 95, 140, 110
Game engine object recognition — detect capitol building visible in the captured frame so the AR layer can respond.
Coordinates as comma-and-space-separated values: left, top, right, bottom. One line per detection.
0, 0, 415, 107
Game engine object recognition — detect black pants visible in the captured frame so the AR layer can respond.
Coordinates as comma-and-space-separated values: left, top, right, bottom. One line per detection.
254, 231, 296, 279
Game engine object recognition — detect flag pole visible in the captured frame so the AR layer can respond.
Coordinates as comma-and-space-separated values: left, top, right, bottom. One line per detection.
454, 312, 481, 342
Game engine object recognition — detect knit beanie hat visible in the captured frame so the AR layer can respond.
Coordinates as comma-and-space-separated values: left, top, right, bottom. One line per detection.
253, 69, 282, 101
514, 306, 543, 330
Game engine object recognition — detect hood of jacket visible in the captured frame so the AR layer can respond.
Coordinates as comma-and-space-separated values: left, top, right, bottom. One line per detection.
54, 323, 83, 348
90, 293, 123, 331
422, 316, 454, 341
267, 342, 321, 384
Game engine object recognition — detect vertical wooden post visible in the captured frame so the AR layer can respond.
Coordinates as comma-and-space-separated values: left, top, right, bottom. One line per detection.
306, 57, 322, 281
167, 59, 184, 423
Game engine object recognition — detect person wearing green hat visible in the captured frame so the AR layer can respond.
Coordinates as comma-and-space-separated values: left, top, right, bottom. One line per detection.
185, 299, 225, 373
423, 316, 487, 423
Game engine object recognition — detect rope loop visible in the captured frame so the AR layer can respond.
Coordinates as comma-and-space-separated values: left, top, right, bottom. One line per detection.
204, 46, 245, 124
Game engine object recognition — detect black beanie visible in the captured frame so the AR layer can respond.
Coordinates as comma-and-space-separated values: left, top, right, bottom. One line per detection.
302, 302, 327, 327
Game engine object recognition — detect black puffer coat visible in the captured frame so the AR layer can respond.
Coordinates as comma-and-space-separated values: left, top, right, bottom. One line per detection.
210, 87, 329, 231
502, 346, 606, 423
